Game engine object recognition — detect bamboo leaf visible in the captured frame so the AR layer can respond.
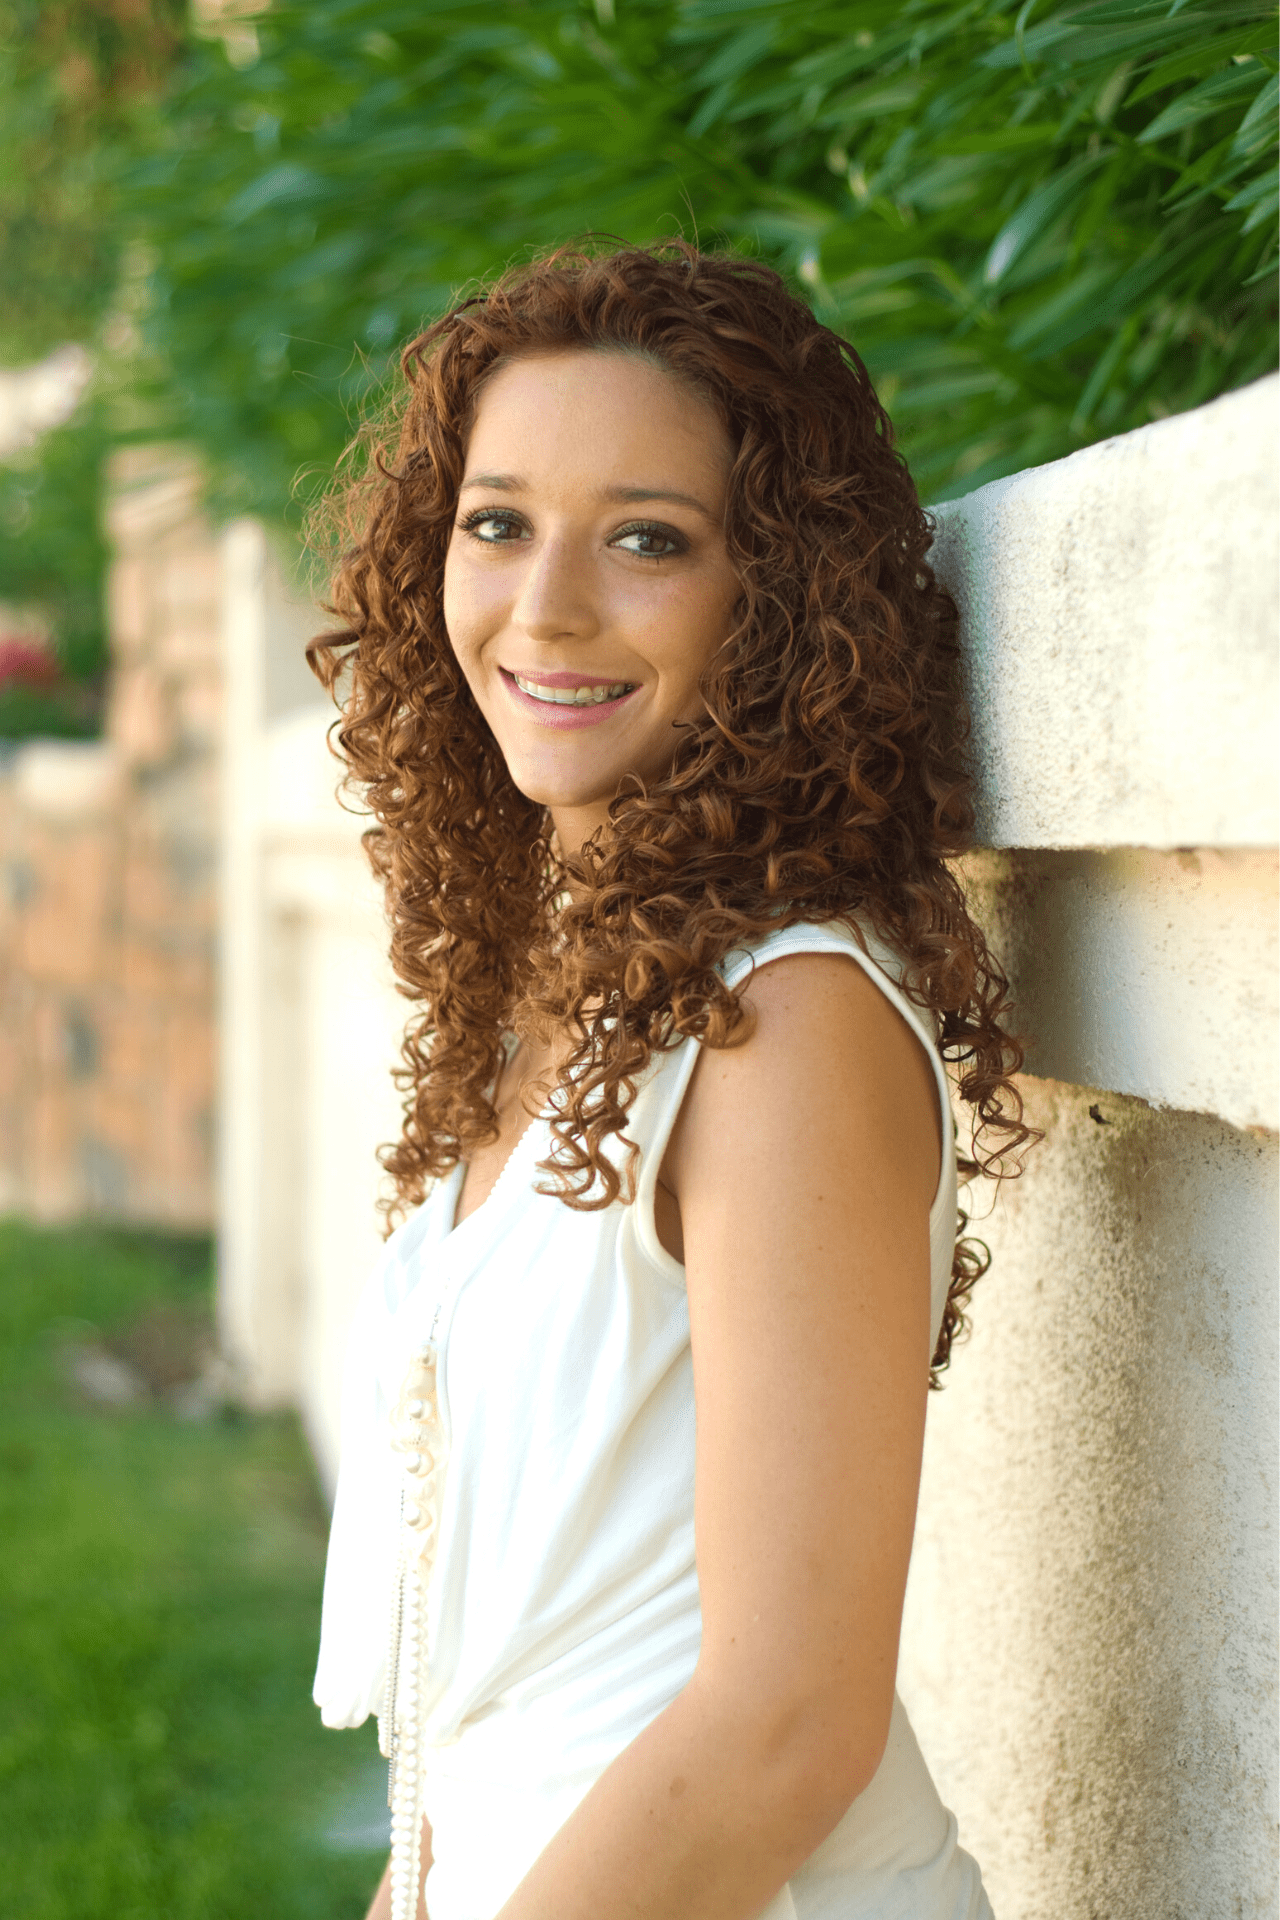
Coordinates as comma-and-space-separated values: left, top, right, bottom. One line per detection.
1138, 62, 1262, 141
1226, 162, 1280, 229
1005, 262, 1116, 349
1126, 25, 1276, 103
1233, 72, 1280, 153
984, 151, 1110, 284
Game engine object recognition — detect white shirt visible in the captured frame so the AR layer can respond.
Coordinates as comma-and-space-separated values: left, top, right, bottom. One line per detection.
315, 917, 993, 1920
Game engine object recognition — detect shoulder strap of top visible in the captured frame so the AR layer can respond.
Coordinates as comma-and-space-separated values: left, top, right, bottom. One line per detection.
626, 917, 956, 1284
721, 916, 953, 1154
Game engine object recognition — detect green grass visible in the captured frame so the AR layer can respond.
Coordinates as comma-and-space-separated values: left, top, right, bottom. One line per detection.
0, 1219, 386, 1920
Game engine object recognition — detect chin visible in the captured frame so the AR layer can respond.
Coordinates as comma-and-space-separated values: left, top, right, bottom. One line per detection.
502, 755, 617, 814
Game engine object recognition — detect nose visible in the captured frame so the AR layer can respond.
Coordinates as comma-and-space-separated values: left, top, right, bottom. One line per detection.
509, 531, 599, 646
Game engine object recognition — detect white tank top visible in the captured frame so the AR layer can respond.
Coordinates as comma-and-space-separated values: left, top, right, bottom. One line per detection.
314, 917, 993, 1920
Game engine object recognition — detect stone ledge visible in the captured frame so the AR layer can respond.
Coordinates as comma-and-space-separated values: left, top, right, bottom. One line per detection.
960, 846, 1278, 1132
9, 741, 124, 821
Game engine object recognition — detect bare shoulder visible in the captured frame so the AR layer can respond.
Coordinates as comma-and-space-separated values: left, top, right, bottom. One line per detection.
734, 949, 918, 1057
665, 949, 941, 1211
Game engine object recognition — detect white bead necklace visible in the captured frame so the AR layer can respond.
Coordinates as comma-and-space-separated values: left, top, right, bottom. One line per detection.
381, 1331, 446, 1920
380, 1074, 538, 1917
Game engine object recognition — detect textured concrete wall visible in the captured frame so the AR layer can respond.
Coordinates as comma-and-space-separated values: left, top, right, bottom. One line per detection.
899, 1080, 1278, 1919
959, 846, 1278, 1133
895, 377, 1280, 1919
932, 373, 1278, 849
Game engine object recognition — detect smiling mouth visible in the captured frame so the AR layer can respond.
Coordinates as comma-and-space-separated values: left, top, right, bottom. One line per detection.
511, 673, 637, 707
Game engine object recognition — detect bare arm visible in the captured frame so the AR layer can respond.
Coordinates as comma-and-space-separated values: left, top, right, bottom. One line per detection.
493, 952, 941, 1920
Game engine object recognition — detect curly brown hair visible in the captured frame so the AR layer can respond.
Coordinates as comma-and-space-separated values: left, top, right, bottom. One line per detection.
310, 238, 1033, 1384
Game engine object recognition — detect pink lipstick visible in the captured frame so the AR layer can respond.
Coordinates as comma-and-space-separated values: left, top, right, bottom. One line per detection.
500, 668, 640, 730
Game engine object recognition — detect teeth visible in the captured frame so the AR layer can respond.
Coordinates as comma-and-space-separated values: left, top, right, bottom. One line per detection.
513, 674, 633, 706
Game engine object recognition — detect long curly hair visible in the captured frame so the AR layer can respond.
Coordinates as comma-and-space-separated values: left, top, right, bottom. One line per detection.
310, 239, 1033, 1384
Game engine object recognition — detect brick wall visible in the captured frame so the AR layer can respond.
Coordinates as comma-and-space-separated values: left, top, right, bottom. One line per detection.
0, 448, 219, 1225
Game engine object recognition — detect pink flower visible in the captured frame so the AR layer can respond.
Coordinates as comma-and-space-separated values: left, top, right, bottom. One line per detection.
0, 637, 59, 688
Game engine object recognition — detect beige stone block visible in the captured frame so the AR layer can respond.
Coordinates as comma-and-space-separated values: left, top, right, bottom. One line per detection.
176, 671, 223, 750
88, 1079, 150, 1168
163, 1004, 216, 1113
121, 833, 186, 934
98, 993, 152, 1087
159, 620, 222, 679
14, 742, 124, 822
0, 986, 29, 1174
108, 667, 177, 770
118, 935, 176, 1003
30, 994, 64, 1072
18, 828, 116, 987
122, 823, 217, 927
106, 449, 203, 551
158, 546, 221, 623
27, 1086, 75, 1212
107, 556, 151, 661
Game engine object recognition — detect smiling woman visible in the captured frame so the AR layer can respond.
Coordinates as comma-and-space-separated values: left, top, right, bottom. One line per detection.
443, 352, 739, 850
307, 242, 1032, 1920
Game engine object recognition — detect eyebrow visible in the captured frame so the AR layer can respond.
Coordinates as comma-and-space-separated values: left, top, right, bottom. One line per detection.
459, 473, 719, 522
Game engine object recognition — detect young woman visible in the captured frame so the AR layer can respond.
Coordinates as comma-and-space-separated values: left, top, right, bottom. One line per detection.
311, 242, 1028, 1920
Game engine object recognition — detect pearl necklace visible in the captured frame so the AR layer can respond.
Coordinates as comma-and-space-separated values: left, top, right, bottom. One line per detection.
381, 1336, 445, 1920
380, 1104, 531, 1916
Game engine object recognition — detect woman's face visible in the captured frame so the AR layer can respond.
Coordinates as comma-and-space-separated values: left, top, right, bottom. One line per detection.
442, 348, 739, 848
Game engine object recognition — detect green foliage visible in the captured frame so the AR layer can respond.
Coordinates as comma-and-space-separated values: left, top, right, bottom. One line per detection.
129, 0, 1277, 514
687, 0, 1280, 493
0, 0, 184, 364
0, 407, 114, 736
0, 1, 184, 734
0, 1218, 385, 1918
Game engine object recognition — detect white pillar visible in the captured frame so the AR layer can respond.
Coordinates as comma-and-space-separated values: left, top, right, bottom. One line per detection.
217, 517, 304, 1405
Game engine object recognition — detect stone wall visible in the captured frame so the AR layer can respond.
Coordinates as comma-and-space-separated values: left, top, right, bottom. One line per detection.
894, 376, 1279, 1920
902, 1078, 1278, 1920
0, 448, 219, 1225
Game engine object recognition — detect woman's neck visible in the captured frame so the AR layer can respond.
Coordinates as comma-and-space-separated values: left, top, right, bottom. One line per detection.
549, 799, 613, 866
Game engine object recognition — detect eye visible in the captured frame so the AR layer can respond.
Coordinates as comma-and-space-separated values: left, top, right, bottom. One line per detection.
459, 507, 528, 544
611, 521, 686, 560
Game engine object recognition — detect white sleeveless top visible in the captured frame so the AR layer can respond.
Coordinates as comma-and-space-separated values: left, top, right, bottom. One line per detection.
314, 917, 993, 1920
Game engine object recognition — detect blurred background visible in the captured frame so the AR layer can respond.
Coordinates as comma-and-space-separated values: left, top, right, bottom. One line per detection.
0, 3, 1276, 1917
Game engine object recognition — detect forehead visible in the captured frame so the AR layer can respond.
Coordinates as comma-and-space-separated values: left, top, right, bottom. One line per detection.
464, 350, 731, 488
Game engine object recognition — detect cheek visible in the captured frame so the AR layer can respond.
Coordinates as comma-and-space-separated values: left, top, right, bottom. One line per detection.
441, 545, 508, 664
440, 547, 474, 663
656, 578, 737, 694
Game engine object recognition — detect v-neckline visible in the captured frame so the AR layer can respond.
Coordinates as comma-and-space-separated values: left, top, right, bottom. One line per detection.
446, 1109, 546, 1239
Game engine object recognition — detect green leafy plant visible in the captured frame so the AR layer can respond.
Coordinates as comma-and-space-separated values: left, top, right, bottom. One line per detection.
682, 0, 1279, 492
0, 0, 184, 363
129, 0, 1277, 514
0, 1, 184, 735
0, 408, 114, 736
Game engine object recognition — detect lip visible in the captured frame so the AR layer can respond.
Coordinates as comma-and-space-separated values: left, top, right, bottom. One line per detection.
504, 668, 629, 689
500, 667, 641, 730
